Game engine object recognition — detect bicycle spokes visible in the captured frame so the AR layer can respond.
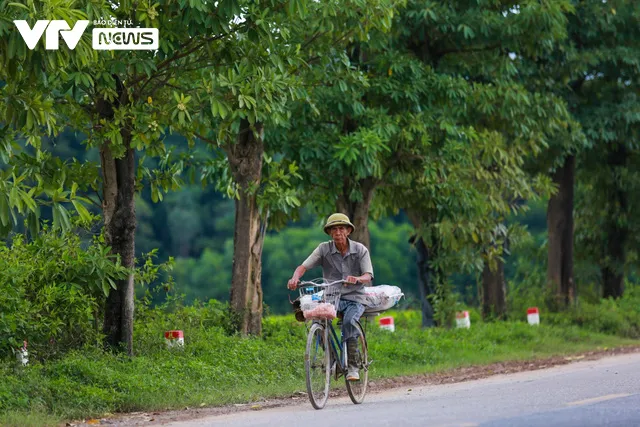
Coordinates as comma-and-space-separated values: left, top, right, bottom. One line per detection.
305, 324, 330, 409
345, 322, 368, 405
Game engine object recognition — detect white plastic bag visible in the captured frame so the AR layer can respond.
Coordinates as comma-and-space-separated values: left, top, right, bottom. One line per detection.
363, 285, 404, 311
300, 291, 323, 311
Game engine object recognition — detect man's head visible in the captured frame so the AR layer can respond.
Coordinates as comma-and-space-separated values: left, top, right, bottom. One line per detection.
324, 213, 355, 242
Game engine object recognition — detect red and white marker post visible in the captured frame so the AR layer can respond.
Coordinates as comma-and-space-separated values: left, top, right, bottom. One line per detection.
527, 307, 540, 325
378, 316, 395, 332
164, 330, 184, 348
456, 311, 471, 329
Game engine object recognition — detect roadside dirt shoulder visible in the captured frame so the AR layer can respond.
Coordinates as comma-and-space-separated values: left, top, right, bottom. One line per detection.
68, 345, 640, 426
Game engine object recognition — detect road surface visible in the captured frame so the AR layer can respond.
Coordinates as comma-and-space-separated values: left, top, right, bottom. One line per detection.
162, 353, 640, 427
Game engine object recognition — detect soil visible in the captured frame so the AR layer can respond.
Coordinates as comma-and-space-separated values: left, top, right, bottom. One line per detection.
66, 345, 640, 427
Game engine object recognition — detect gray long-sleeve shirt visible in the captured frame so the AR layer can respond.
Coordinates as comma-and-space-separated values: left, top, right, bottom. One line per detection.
302, 239, 374, 305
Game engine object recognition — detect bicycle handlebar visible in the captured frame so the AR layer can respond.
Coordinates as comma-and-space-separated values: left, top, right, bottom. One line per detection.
295, 279, 358, 289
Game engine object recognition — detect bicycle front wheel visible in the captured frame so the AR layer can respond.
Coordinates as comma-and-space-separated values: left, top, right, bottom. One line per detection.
345, 321, 368, 404
305, 322, 330, 409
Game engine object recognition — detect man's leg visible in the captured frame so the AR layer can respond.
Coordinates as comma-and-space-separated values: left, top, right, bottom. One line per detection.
338, 300, 365, 381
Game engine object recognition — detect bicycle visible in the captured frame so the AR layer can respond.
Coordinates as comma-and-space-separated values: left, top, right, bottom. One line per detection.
295, 278, 379, 410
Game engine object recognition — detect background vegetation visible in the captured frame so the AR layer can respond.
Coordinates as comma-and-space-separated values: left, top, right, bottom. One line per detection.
1, 0, 640, 423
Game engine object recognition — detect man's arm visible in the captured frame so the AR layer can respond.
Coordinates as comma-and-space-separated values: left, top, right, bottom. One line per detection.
345, 245, 374, 285
288, 244, 324, 290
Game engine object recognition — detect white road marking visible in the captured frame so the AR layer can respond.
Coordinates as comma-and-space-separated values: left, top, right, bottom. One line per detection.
566, 393, 631, 406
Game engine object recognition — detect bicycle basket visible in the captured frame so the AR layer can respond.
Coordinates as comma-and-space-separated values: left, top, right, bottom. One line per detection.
298, 282, 341, 320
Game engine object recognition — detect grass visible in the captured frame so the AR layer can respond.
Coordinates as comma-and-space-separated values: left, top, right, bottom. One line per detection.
366, 310, 635, 378
0, 309, 637, 427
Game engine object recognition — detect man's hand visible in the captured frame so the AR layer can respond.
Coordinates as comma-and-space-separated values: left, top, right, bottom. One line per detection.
288, 265, 307, 290
287, 277, 299, 290
345, 275, 359, 285
345, 273, 372, 286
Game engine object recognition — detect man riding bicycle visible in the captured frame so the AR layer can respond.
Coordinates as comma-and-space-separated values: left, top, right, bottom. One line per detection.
287, 213, 374, 381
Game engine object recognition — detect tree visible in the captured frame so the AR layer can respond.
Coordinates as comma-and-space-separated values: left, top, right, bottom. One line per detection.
275, 0, 579, 325
1, 0, 306, 350
568, 1, 640, 299
517, 1, 640, 304
194, 0, 396, 334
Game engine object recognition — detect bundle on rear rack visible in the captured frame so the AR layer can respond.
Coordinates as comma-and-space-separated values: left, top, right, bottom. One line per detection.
363, 285, 404, 313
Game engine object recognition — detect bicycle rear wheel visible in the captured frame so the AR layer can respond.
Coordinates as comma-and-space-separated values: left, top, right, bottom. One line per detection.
305, 322, 330, 409
345, 321, 368, 404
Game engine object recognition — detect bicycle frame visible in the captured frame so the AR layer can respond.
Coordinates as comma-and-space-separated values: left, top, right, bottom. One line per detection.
327, 319, 345, 379
317, 316, 369, 380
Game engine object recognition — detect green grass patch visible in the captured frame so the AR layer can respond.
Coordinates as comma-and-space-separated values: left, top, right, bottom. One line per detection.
366, 310, 635, 378
0, 410, 61, 427
0, 310, 636, 425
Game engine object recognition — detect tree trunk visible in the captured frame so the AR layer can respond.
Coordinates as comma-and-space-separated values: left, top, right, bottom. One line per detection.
601, 144, 628, 299
406, 209, 438, 328
98, 76, 137, 355
602, 262, 624, 299
481, 256, 507, 320
412, 235, 436, 328
546, 155, 575, 308
101, 138, 137, 355
224, 119, 265, 336
336, 177, 376, 249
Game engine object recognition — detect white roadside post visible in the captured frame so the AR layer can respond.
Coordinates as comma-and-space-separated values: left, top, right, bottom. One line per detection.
456, 311, 471, 329
527, 307, 540, 325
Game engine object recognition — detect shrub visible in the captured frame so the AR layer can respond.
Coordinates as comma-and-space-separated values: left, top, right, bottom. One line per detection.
0, 228, 129, 360
508, 273, 640, 338
544, 289, 640, 338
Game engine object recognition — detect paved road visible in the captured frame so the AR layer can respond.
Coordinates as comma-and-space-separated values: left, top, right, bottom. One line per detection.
164, 353, 640, 427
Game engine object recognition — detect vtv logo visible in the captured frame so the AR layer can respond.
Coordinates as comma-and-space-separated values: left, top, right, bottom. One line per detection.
14, 20, 89, 50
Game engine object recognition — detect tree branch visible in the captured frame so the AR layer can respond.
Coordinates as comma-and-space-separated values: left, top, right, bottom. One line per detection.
128, 23, 249, 88
194, 131, 218, 146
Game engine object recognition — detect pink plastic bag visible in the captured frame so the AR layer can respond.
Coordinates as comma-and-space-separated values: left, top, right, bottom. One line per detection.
303, 303, 337, 320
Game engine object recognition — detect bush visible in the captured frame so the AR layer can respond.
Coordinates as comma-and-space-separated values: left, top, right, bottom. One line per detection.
544, 288, 640, 338
0, 228, 128, 360
508, 270, 640, 339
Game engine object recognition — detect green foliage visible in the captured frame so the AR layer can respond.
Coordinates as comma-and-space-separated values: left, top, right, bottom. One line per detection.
516, 0, 640, 295
0, 150, 99, 238
543, 286, 640, 339
506, 232, 549, 318
171, 245, 234, 304
431, 279, 461, 328
507, 238, 640, 339
0, 227, 129, 360
273, 0, 576, 292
